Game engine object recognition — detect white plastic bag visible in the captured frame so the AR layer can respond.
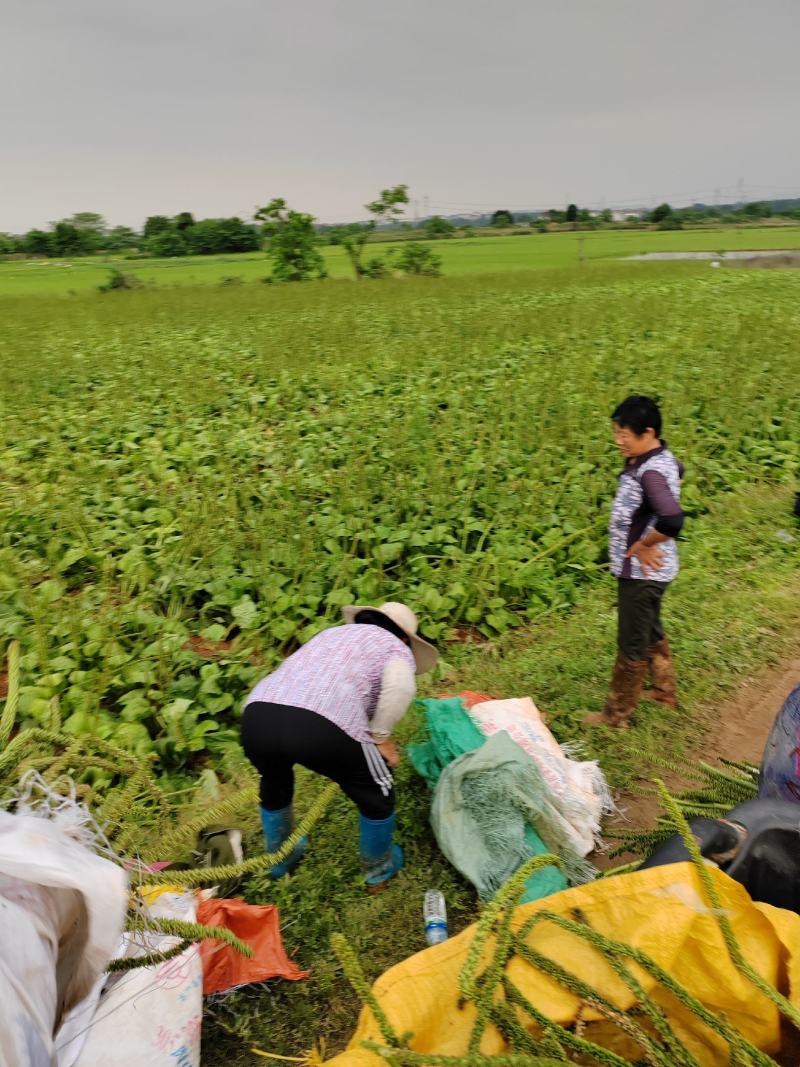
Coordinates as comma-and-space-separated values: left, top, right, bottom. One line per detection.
0, 810, 128, 1067
68, 888, 203, 1067
468, 697, 612, 855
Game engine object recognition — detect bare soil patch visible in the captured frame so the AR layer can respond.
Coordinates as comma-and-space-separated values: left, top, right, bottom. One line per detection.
185, 635, 235, 659
599, 655, 800, 864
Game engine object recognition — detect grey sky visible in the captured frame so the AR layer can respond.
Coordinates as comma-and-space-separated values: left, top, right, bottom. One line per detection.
2, 0, 799, 233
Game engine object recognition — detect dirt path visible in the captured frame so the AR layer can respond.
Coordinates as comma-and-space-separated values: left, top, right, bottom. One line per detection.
598, 655, 800, 865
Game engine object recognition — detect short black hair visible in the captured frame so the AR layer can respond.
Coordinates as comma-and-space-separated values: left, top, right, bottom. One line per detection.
611, 395, 662, 437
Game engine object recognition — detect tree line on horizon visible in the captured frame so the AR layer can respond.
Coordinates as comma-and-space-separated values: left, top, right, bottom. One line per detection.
0, 184, 446, 282
0, 211, 261, 259
2, 195, 798, 266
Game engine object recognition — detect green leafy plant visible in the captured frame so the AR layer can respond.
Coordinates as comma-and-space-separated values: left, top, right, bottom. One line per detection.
256, 198, 327, 282
1, 265, 798, 765
98, 268, 140, 292
391, 241, 443, 276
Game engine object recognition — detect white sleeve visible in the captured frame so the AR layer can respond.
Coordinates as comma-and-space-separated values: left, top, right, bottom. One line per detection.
369, 658, 417, 742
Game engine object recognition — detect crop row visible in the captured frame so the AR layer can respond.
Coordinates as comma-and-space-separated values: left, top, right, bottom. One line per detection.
1, 267, 797, 762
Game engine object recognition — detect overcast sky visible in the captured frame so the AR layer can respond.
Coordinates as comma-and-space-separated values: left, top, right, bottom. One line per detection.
2, 0, 799, 232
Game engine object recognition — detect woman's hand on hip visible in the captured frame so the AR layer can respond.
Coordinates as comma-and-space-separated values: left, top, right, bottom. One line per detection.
626, 540, 664, 576
377, 739, 401, 768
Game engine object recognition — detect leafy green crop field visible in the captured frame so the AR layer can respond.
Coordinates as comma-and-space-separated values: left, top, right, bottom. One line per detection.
2, 261, 798, 761
1, 260, 799, 1060
1, 224, 800, 295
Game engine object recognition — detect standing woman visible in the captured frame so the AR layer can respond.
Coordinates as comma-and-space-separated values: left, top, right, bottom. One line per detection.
586, 395, 684, 729
241, 602, 437, 890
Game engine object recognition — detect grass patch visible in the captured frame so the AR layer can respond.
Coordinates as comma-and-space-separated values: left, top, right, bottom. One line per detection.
202, 486, 800, 1063
1, 253, 798, 1061
2, 224, 800, 295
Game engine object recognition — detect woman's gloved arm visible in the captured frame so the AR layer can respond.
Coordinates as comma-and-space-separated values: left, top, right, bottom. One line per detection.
370, 658, 416, 743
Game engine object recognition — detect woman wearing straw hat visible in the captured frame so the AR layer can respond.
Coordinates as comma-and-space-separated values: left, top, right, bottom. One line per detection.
241, 602, 437, 890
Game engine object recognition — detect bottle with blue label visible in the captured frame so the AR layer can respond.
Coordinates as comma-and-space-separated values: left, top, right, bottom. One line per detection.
423, 889, 448, 945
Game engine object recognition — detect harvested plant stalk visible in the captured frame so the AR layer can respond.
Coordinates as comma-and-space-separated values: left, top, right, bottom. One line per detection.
331, 789, 792, 1065
0, 642, 336, 971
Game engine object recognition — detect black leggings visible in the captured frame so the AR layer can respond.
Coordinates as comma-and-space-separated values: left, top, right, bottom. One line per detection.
240, 702, 395, 821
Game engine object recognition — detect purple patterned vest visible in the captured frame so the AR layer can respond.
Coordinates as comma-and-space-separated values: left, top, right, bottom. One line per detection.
245, 624, 415, 743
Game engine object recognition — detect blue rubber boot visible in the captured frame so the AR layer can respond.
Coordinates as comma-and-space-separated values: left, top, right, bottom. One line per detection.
359, 812, 404, 891
260, 805, 307, 878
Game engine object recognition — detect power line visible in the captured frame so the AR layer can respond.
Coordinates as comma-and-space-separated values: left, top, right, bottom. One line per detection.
312, 181, 800, 226
413, 182, 800, 214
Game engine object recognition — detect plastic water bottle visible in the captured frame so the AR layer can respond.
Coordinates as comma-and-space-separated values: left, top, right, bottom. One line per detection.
423, 889, 448, 945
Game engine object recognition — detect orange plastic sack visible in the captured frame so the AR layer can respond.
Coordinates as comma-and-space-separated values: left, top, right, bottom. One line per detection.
196, 897, 309, 995
438, 690, 495, 709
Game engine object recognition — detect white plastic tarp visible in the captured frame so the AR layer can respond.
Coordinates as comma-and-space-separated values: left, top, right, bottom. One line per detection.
0, 810, 128, 1067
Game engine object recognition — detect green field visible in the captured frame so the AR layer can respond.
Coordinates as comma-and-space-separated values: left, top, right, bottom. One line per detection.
2, 224, 800, 295
1, 257, 800, 1060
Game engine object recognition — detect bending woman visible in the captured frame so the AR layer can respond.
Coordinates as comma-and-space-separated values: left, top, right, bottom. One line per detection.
241, 601, 437, 890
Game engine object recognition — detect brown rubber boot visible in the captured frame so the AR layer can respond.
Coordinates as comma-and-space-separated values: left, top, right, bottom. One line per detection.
647, 638, 678, 707
585, 654, 649, 729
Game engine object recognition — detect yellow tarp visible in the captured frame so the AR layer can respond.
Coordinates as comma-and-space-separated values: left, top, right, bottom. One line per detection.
327, 862, 800, 1066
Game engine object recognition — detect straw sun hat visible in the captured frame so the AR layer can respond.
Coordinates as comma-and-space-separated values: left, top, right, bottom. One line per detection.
342, 601, 438, 674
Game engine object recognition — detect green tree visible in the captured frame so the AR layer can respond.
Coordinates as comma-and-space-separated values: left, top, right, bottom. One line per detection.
106, 225, 139, 251
70, 211, 105, 229
330, 184, 409, 279
0, 233, 18, 255
185, 217, 260, 255
97, 268, 140, 292
143, 215, 173, 239
743, 201, 771, 218
600, 208, 613, 223
657, 215, 683, 231
565, 203, 578, 223
145, 229, 188, 257
22, 229, 54, 256
366, 185, 409, 226
67, 212, 107, 248
362, 256, 389, 279
391, 241, 442, 276
491, 209, 514, 227
174, 212, 196, 232
423, 215, 455, 239
255, 198, 326, 282
42, 213, 107, 253
51, 221, 96, 256
651, 202, 673, 223
327, 221, 361, 250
